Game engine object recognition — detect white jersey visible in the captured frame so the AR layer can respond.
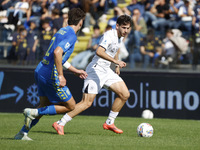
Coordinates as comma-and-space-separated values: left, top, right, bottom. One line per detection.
89, 29, 123, 68
83, 29, 124, 94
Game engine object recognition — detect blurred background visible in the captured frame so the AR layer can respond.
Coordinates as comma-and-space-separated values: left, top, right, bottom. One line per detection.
0, 0, 200, 72
0, 0, 200, 119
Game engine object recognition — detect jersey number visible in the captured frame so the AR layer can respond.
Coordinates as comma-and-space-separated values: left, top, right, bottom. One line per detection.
45, 36, 56, 57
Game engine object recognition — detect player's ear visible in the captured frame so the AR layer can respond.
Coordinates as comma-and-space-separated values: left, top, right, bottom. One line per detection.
116, 24, 119, 30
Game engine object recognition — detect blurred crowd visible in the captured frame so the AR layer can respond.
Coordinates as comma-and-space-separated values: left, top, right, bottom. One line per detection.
0, 0, 200, 70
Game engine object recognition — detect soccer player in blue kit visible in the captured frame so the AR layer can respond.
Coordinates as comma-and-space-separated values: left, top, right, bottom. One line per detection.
14, 8, 87, 140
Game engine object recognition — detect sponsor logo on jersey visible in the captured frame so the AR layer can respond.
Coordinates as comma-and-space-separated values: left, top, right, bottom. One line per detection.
64, 42, 70, 49
102, 40, 107, 45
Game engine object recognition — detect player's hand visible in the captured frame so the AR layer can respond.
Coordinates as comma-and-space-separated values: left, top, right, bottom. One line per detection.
115, 65, 120, 75
75, 70, 88, 79
116, 60, 126, 68
58, 75, 66, 87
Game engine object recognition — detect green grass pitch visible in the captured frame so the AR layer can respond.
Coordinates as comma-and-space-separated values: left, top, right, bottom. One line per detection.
0, 113, 200, 150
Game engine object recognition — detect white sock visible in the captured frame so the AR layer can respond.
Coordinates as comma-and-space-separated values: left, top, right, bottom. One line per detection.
57, 114, 72, 126
33, 109, 39, 117
106, 111, 119, 125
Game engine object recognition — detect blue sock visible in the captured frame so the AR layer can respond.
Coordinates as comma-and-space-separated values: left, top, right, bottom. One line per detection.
37, 105, 57, 115
20, 119, 39, 133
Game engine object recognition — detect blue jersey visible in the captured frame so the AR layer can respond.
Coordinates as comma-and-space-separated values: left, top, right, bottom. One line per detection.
34, 26, 77, 103
36, 26, 76, 79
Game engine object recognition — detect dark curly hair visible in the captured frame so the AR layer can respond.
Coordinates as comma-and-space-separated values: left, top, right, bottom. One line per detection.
68, 8, 85, 26
116, 15, 132, 26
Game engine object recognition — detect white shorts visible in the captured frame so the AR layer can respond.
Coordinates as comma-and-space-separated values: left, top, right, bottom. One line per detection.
82, 63, 123, 94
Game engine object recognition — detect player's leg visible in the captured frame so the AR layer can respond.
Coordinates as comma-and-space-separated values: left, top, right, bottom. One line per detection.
23, 82, 77, 130
23, 96, 51, 129
109, 81, 130, 112
54, 97, 76, 113
24, 96, 76, 130
14, 96, 51, 140
53, 68, 102, 135
51, 97, 76, 135
52, 93, 96, 135
31, 97, 76, 116
103, 81, 130, 134
34, 85, 76, 115
67, 93, 96, 118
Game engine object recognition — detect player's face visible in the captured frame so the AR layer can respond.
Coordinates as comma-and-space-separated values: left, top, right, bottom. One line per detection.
116, 23, 130, 37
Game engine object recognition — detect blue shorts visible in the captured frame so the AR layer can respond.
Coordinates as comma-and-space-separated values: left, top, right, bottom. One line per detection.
34, 71, 72, 103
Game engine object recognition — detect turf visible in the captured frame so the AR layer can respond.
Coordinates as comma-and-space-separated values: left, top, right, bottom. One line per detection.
0, 113, 199, 150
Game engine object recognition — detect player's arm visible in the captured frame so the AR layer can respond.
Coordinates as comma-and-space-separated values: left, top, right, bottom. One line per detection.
63, 61, 88, 79
114, 49, 120, 75
54, 46, 66, 87
96, 46, 126, 68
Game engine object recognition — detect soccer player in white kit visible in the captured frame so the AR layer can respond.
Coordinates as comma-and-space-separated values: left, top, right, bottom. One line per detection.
53, 15, 131, 134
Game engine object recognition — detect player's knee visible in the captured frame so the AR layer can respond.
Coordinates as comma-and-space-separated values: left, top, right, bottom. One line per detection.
120, 91, 130, 101
85, 101, 93, 109
68, 104, 75, 111
81, 100, 93, 110
67, 101, 76, 111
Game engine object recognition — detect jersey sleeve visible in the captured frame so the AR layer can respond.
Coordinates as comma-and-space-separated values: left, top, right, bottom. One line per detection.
99, 33, 112, 50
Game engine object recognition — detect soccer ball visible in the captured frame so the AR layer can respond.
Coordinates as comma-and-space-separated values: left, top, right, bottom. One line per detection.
141, 109, 154, 119
137, 123, 153, 137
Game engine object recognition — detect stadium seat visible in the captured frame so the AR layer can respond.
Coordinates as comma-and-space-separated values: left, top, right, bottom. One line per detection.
77, 36, 91, 42
106, 14, 114, 20
108, 9, 114, 15
68, 41, 88, 63
118, 3, 128, 9
99, 22, 108, 33
125, 0, 131, 4
74, 41, 88, 51
83, 31, 93, 36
